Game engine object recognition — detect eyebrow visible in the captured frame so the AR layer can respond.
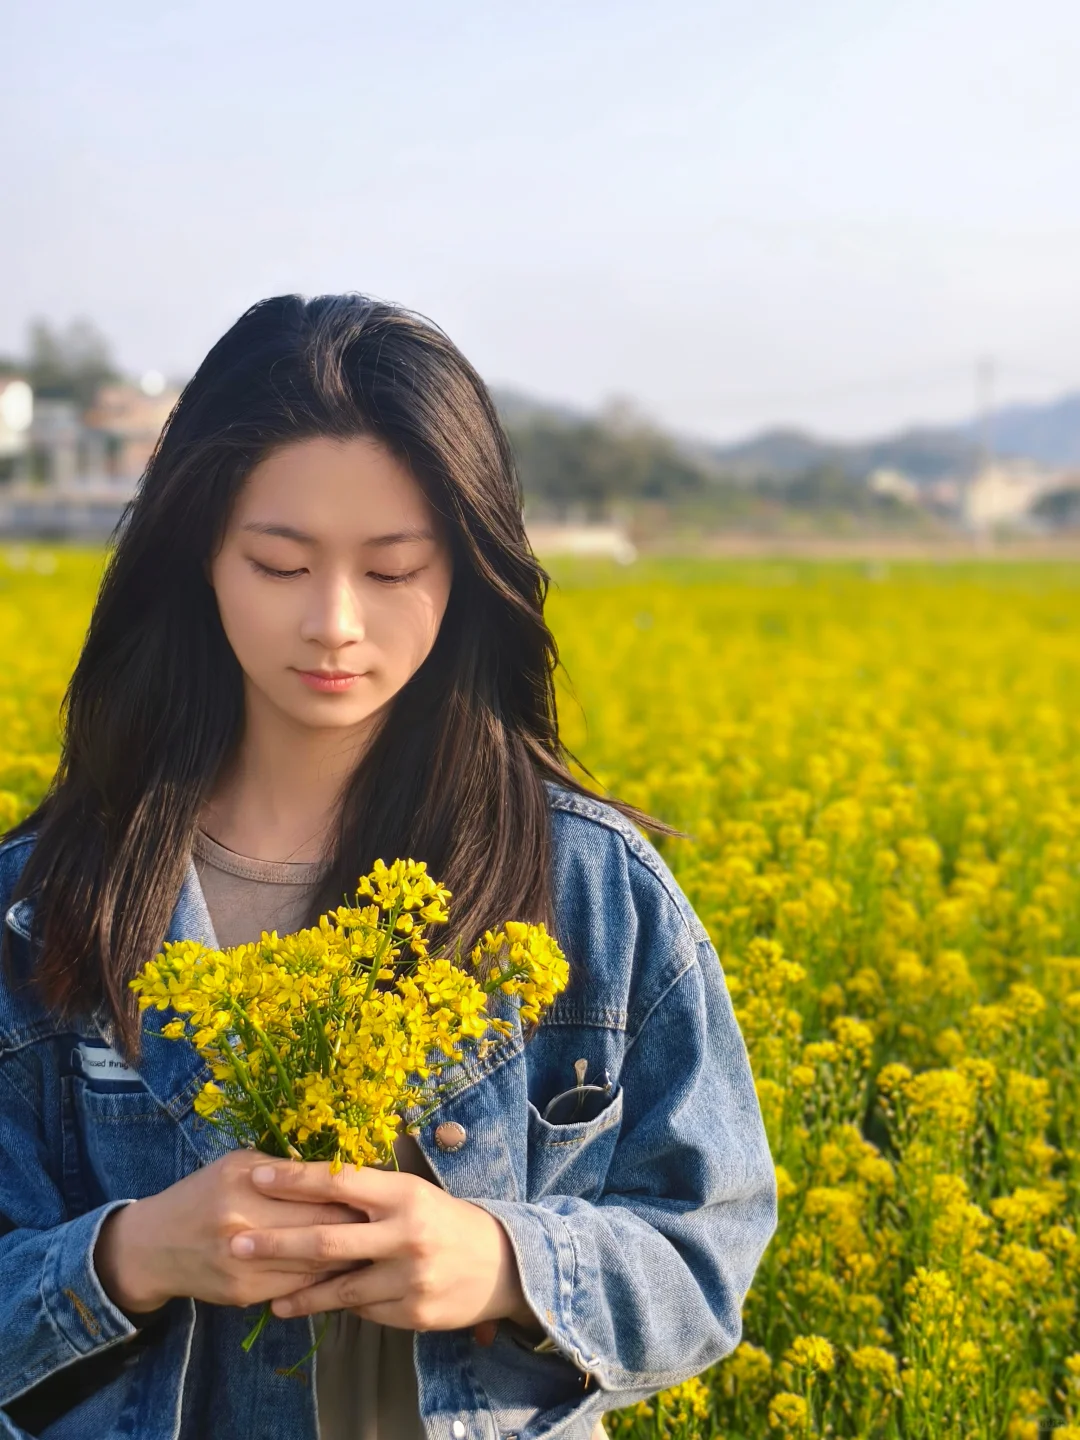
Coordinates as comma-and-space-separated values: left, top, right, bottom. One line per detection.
240, 522, 437, 549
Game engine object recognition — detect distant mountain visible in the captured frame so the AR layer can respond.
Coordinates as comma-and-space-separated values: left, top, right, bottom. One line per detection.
699, 424, 982, 485
961, 392, 1080, 467
490, 387, 588, 428
493, 383, 1080, 485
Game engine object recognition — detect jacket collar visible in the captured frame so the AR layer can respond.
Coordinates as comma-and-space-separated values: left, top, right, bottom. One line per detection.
2, 853, 220, 1063
4, 853, 219, 953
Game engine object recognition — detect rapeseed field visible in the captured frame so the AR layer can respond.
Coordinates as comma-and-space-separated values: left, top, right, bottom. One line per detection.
548, 558, 1080, 1440
4, 547, 1080, 1440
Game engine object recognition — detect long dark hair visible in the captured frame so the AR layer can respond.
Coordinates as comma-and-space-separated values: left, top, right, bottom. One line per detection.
2, 292, 677, 1053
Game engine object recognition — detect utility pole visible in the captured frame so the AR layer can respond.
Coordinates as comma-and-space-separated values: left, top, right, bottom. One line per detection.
965, 356, 996, 530
976, 357, 996, 470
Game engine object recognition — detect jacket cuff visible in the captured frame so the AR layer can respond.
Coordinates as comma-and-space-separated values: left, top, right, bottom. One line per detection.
42, 1200, 142, 1357
471, 1197, 600, 1379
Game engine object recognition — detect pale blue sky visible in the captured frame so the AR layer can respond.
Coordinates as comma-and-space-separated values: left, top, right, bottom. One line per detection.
4, 0, 1079, 441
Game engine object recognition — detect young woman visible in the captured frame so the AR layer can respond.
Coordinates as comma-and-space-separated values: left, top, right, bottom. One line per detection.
0, 293, 777, 1440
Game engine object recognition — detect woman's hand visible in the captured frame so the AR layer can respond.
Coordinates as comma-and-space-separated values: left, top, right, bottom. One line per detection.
94, 1149, 361, 1316
232, 1160, 539, 1333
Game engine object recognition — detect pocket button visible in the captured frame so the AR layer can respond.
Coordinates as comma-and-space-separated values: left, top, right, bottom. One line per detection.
435, 1121, 468, 1152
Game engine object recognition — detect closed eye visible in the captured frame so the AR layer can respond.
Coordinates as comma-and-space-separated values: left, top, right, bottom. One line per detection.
250, 560, 423, 585
370, 570, 421, 586
251, 560, 305, 579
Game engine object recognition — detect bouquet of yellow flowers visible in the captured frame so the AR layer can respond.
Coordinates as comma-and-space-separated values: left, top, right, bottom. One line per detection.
129, 857, 569, 1351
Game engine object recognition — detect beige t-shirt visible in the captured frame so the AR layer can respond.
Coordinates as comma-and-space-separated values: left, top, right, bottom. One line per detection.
192, 826, 426, 1440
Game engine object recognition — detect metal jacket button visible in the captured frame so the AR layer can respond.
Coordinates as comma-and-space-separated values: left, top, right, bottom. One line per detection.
435, 1121, 467, 1152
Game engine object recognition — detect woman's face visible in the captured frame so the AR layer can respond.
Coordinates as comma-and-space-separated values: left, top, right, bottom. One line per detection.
206, 435, 454, 737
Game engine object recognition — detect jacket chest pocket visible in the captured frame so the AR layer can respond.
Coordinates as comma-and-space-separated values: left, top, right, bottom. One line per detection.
72, 1078, 195, 1202
526, 1085, 623, 1202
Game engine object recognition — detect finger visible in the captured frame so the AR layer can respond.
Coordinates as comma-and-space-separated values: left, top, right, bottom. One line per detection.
265, 1200, 362, 1229
270, 1261, 408, 1318
250, 1161, 408, 1215
259, 1267, 343, 1297
230, 1220, 399, 1268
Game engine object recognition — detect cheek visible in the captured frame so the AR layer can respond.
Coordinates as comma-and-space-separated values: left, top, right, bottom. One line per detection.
213, 568, 285, 666
388, 586, 450, 667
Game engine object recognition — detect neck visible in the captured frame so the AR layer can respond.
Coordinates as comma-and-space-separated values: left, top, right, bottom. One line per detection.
200, 680, 383, 863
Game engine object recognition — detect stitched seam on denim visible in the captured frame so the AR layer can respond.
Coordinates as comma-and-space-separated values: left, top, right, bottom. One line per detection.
0, 1313, 134, 1413
75, 1059, 202, 1129
41, 1220, 88, 1360
468, 1200, 594, 1384
165, 1063, 210, 1120
0, 1001, 106, 1056
0, 1050, 45, 1126
0, 833, 36, 861
549, 1210, 742, 1391
557, 1210, 594, 1370
167, 1299, 198, 1440
547, 793, 700, 938
0, 1016, 66, 1055
70, 1111, 163, 1124
542, 1111, 622, 1149
622, 947, 700, 1060
4, 908, 30, 941
402, 1032, 526, 1120
451, 1333, 502, 1440
541, 1008, 628, 1031
541, 1205, 582, 1361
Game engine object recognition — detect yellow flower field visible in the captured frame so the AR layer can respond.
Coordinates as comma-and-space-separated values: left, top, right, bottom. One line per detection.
547, 558, 1080, 1440
4, 546, 1080, 1439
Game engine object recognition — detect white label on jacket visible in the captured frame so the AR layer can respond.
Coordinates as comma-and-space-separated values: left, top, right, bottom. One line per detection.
76, 1039, 141, 1084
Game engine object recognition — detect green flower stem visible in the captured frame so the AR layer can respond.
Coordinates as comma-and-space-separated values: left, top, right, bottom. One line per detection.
224, 1045, 296, 1160
363, 901, 403, 1003
280, 1311, 332, 1377
241, 1301, 273, 1353
243, 1009, 298, 1108
408, 1097, 446, 1131
309, 1002, 334, 1075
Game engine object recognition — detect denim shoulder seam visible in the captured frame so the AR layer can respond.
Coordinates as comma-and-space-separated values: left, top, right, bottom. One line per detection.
0, 1015, 71, 1057
547, 787, 701, 949
623, 942, 702, 1060
0, 1047, 45, 1126
0, 831, 37, 863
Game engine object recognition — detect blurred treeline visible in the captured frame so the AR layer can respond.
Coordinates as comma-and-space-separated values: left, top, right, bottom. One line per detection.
0, 319, 120, 408
2, 319, 925, 534
508, 405, 920, 532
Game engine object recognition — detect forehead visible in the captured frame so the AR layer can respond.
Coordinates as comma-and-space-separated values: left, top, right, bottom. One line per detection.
231, 435, 438, 538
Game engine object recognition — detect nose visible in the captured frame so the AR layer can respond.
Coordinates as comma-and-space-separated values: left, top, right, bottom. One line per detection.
298, 570, 365, 653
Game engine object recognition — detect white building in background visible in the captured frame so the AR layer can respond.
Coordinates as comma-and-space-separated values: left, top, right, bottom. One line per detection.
81, 380, 178, 482
29, 398, 82, 486
0, 374, 180, 538
525, 522, 637, 564
867, 467, 921, 505
962, 459, 1064, 529
0, 378, 33, 470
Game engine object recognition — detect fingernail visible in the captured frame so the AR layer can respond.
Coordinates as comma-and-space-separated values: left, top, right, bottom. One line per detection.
251, 1165, 276, 1185
231, 1235, 256, 1256
273, 1299, 294, 1317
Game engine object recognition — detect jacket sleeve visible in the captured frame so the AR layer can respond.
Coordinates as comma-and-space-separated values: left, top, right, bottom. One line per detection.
473, 921, 778, 1399
0, 1042, 141, 1412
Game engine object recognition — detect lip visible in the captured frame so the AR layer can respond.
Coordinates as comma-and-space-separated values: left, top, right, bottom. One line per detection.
294, 669, 366, 693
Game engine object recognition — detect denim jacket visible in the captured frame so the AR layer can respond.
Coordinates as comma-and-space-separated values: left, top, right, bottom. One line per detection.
0, 781, 777, 1440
